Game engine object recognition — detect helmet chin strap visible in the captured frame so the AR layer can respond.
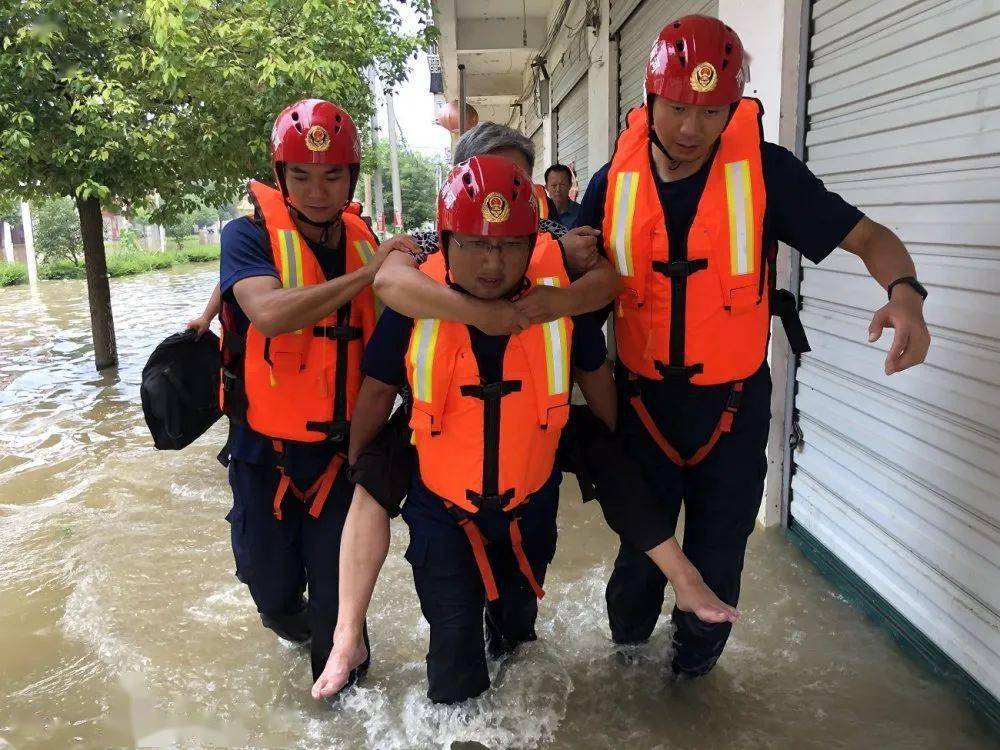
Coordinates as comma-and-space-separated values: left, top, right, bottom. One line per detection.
648, 126, 682, 172
288, 203, 344, 246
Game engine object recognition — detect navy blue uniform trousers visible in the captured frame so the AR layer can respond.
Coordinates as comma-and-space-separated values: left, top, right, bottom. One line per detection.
606, 363, 771, 676
402, 473, 560, 704
227, 458, 369, 680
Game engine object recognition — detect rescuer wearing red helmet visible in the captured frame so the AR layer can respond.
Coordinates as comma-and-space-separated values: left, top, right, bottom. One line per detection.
569, 15, 930, 677
214, 99, 399, 686
308, 154, 618, 703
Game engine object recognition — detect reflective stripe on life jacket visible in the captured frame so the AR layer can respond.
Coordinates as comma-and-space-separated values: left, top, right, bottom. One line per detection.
405, 238, 572, 516
219, 180, 380, 444
603, 99, 770, 385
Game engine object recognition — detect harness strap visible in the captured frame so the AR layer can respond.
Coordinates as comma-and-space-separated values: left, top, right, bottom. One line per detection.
628, 375, 744, 468
509, 518, 545, 599
271, 439, 346, 520
457, 518, 500, 602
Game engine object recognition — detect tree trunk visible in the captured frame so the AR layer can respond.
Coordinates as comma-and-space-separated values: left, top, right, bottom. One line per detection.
76, 195, 118, 370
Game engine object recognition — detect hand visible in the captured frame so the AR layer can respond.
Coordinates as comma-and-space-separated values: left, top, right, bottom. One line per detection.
513, 284, 571, 324
868, 285, 931, 375
185, 314, 212, 338
560, 226, 601, 273
471, 299, 531, 336
368, 234, 421, 279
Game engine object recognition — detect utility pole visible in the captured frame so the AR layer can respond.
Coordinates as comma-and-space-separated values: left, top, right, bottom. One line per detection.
2, 221, 13, 263
385, 89, 404, 232
363, 174, 373, 219
370, 101, 385, 236
20, 201, 37, 287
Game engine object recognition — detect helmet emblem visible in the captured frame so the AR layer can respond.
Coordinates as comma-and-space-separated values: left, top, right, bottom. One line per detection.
305, 124, 331, 152
482, 192, 511, 223
690, 62, 718, 93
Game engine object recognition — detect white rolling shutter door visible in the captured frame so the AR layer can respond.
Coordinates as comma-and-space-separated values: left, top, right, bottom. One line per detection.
790, 0, 1000, 701
556, 76, 590, 195
614, 0, 720, 131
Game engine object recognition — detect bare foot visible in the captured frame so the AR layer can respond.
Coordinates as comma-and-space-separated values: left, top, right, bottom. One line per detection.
311, 633, 369, 700
672, 571, 740, 624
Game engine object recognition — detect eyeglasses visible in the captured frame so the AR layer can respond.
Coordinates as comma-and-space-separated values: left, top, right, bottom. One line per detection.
451, 237, 532, 256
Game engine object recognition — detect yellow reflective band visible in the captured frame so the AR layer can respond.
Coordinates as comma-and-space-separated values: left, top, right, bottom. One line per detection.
408, 318, 440, 403
277, 230, 305, 288
277, 230, 305, 334
609, 171, 639, 276
725, 160, 755, 276
538, 277, 570, 395
355, 239, 384, 318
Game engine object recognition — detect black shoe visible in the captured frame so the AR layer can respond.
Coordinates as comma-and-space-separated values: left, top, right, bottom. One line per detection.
261, 607, 311, 645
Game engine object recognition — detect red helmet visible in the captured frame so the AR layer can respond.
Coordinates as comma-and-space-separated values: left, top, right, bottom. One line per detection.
645, 15, 745, 106
438, 154, 537, 238
271, 99, 360, 166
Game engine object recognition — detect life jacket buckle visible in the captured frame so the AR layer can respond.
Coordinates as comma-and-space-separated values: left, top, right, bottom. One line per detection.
466, 488, 515, 513
653, 361, 704, 379
652, 258, 709, 278
304, 419, 350, 442
221, 367, 239, 393
460, 380, 522, 400
312, 325, 363, 341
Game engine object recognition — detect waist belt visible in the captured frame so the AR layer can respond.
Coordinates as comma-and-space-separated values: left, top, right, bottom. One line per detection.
445, 503, 545, 603
627, 372, 743, 468
270, 439, 345, 521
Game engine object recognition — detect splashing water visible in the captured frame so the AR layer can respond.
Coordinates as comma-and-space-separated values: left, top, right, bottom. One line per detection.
0, 267, 995, 749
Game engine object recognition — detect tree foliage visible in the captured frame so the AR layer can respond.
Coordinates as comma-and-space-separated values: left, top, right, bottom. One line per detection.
33, 196, 82, 265
0, 0, 432, 218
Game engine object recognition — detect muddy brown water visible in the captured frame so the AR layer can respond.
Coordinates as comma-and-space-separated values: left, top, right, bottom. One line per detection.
0, 266, 995, 749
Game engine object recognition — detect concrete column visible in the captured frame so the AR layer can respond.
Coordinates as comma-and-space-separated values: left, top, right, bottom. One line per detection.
20, 201, 37, 287
2, 221, 13, 263
587, 0, 613, 179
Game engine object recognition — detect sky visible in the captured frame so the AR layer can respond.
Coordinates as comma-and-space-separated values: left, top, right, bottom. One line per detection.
376, 3, 452, 159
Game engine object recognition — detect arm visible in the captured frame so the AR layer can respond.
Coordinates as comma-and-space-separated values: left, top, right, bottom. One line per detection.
573, 362, 617, 432
186, 282, 221, 337
348, 376, 399, 464
513, 257, 621, 325
233, 257, 381, 337
840, 217, 931, 375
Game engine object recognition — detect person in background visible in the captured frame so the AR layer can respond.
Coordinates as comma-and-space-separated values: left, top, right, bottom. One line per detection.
544, 164, 581, 228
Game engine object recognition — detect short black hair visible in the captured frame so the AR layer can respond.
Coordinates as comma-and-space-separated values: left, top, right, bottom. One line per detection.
544, 164, 573, 182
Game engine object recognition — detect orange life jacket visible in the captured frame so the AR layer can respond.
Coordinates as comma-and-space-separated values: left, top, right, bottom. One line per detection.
533, 183, 551, 220
218, 181, 380, 518
603, 99, 770, 386
406, 240, 573, 516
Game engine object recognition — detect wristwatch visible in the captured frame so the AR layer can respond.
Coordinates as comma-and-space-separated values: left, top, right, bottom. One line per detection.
887, 276, 927, 302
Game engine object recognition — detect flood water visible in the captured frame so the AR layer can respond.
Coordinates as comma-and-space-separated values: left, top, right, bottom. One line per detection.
0, 266, 995, 749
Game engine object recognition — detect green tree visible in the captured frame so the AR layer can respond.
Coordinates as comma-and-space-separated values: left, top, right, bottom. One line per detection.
0, 0, 431, 369
33, 196, 82, 265
370, 140, 447, 232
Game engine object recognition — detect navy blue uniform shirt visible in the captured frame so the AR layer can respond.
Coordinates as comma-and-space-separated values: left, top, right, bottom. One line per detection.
219, 216, 348, 480
557, 199, 582, 229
